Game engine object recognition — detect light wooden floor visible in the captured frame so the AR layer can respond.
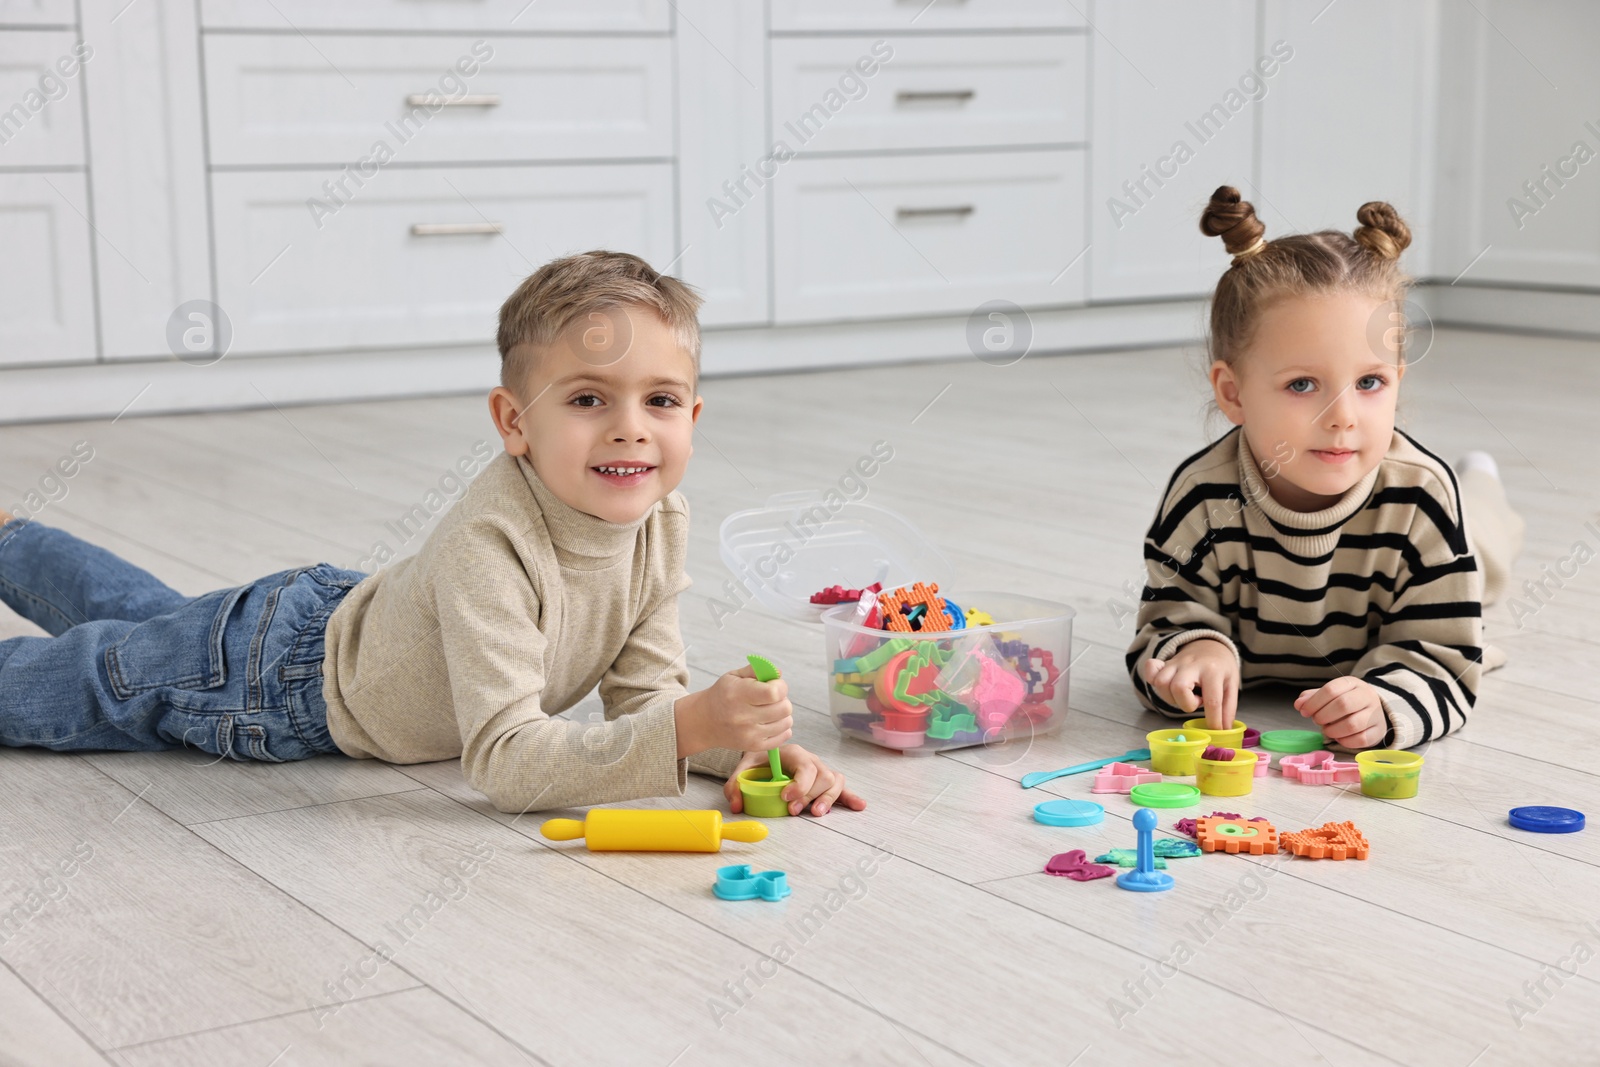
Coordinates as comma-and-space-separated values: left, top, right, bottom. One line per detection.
2, 328, 1598, 1067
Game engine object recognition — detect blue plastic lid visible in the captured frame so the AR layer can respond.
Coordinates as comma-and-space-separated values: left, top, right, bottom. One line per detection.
1508, 806, 1585, 834
1033, 799, 1105, 827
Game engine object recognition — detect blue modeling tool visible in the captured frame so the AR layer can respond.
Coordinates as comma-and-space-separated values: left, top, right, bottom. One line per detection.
1116, 808, 1175, 893
1021, 748, 1153, 789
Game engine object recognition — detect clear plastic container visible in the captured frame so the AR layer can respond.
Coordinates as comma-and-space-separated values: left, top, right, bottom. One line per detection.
718, 492, 953, 622
823, 591, 1074, 753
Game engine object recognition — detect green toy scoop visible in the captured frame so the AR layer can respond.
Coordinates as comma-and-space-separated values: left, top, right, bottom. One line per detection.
746, 654, 788, 783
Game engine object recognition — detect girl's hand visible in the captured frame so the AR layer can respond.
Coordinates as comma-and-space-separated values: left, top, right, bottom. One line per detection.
1142, 639, 1239, 728
1295, 677, 1387, 749
723, 745, 866, 817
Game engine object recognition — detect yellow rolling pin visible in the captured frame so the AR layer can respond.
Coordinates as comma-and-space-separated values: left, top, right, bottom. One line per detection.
540, 809, 768, 852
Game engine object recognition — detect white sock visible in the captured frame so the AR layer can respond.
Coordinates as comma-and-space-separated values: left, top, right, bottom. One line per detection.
1457, 450, 1500, 481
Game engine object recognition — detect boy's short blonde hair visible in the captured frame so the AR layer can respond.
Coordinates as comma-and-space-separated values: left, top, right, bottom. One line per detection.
496, 250, 704, 395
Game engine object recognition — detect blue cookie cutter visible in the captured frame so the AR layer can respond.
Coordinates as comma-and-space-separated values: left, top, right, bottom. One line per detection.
714, 864, 792, 901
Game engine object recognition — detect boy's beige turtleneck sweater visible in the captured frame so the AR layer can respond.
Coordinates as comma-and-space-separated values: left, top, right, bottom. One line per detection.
320, 451, 743, 812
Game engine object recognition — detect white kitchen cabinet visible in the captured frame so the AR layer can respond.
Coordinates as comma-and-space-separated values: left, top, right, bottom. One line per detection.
0, 171, 95, 365
769, 0, 1081, 33
1088, 0, 1260, 302
0, 30, 85, 167
1258, 0, 1439, 279
0, 0, 73, 26
772, 149, 1085, 323
769, 34, 1085, 155
82, 0, 212, 361
199, 0, 669, 33
212, 163, 675, 354
203, 34, 673, 167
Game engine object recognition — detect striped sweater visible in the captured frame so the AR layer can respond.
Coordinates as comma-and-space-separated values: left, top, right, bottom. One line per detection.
1126, 428, 1484, 750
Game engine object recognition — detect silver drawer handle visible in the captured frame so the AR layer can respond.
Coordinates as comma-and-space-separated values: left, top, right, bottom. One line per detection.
895, 205, 975, 220
410, 222, 504, 236
405, 93, 502, 108
896, 90, 976, 104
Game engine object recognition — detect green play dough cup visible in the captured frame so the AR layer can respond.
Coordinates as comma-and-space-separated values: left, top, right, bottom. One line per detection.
1356, 750, 1424, 799
737, 767, 791, 818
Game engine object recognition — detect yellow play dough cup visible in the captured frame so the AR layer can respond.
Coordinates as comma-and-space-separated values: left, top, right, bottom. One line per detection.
1196, 750, 1258, 797
1356, 750, 1424, 799
1147, 728, 1212, 776
1184, 718, 1248, 750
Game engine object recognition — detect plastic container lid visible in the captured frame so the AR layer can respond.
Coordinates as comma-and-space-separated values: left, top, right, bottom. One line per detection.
1033, 800, 1105, 827
1258, 730, 1326, 754
1508, 806, 1585, 834
1129, 783, 1202, 808
718, 492, 952, 621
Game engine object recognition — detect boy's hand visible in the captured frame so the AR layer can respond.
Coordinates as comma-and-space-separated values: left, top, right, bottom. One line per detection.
724, 745, 866, 817
675, 664, 792, 758
1142, 639, 1238, 728
1295, 677, 1387, 749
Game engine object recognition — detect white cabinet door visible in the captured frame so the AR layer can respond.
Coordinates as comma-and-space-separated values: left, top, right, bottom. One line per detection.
0, 30, 86, 167
1432, 0, 1600, 288
770, 35, 1084, 154
212, 164, 676, 355
1259, 0, 1439, 278
0, 172, 95, 365
0, 0, 74, 25
769, 0, 1081, 32
674, 0, 770, 327
772, 150, 1085, 323
1088, 0, 1261, 301
199, 0, 669, 32
204, 35, 673, 166
83, 0, 212, 361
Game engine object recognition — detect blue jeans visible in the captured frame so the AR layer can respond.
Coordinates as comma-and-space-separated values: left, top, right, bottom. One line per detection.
0, 518, 361, 761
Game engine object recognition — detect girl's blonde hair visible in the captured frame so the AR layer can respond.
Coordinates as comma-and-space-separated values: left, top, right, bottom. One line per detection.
1199, 185, 1413, 366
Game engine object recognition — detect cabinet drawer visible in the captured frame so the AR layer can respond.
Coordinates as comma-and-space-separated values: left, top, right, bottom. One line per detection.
772, 150, 1085, 323
212, 164, 675, 354
199, 0, 668, 32
204, 35, 671, 166
0, 30, 86, 167
770, 35, 1083, 154
770, 0, 1080, 32
0, 172, 95, 364
0, 0, 75, 25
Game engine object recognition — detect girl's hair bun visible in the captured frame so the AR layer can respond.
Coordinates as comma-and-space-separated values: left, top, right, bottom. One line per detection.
1199, 185, 1266, 257
1354, 201, 1412, 261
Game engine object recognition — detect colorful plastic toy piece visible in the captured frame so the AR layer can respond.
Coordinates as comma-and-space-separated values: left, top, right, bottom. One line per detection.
1147, 728, 1212, 775
714, 864, 792, 901
1258, 729, 1326, 755
835, 682, 869, 698
1090, 762, 1163, 794
926, 709, 979, 740
1129, 782, 1201, 809
1095, 849, 1167, 869
1194, 815, 1279, 855
1174, 812, 1267, 838
942, 599, 967, 630
1045, 850, 1116, 881
1184, 718, 1249, 749
1196, 749, 1257, 798
746, 655, 789, 787
868, 723, 926, 749
1116, 808, 1175, 892
1033, 799, 1105, 827
1356, 750, 1424, 799
1280, 751, 1361, 785
879, 582, 953, 633
1281, 821, 1370, 860
810, 582, 882, 605
965, 608, 994, 627
1508, 806, 1586, 834
972, 654, 1025, 729
541, 809, 768, 852
1020, 748, 1152, 790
